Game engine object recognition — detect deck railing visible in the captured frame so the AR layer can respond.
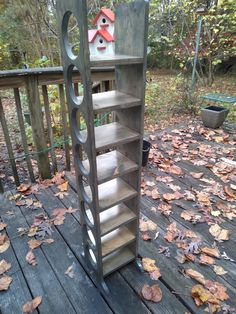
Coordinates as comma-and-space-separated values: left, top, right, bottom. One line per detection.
0, 67, 115, 192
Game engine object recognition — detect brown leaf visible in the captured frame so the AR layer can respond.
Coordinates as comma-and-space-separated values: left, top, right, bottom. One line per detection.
142, 284, 162, 303
142, 233, 152, 241
17, 183, 31, 193
139, 219, 157, 232
0, 275, 12, 291
199, 254, 215, 265
224, 186, 236, 200
22, 296, 42, 313
43, 238, 54, 245
185, 269, 206, 285
205, 280, 229, 301
150, 269, 161, 280
163, 191, 183, 201
191, 284, 219, 306
200, 247, 220, 258
58, 181, 68, 192
142, 258, 158, 273
26, 250, 37, 266
157, 203, 172, 216
213, 266, 228, 276
169, 165, 183, 175
0, 233, 10, 253
190, 172, 204, 179
27, 227, 38, 237
28, 239, 42, 250
196, 191, 211, 206
52, 208, 66, 217
0, 222, 7, 231
209, 224, 230, 241
151, 188, 160, 200
65, 264, 75, 278
66, 207, 78, 213
0, 259, 11, 275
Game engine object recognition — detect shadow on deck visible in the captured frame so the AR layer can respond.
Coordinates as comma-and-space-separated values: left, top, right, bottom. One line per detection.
0, 122, 236, 314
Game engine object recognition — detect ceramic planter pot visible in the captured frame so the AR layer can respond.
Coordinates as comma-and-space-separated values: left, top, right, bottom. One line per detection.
201, 105, 229, 129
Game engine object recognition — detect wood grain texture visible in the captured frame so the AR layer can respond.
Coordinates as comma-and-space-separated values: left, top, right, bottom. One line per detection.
88, 122, 140, 151
85, 177, 138, 211
101, 227, 135, 257
83, 150, 138, 184
100, 203, 136, 236
92, 90, 141, 113
90, 54, 143, 67
25, 75, 51, 179
103, 247, 135, 277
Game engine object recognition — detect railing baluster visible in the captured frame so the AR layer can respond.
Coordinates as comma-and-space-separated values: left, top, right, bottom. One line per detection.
14, 88, 35, 182
0, 96, 20, 186
25, 75, 51, 179
42, 85, 58, 174
0, 177, 4, 193
58, 84, 70, 171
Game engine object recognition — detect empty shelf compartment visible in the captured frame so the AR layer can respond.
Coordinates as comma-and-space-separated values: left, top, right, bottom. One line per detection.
101, 226, 135, 257
92, 90, 141, 113
103, 247, 135, 277
85, 177, 137, 211
100, 203, 136, 236
94, 122, 140, 151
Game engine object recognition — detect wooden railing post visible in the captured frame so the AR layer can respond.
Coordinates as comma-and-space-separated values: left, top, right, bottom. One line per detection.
0, 96, 20, 186
14, 88, 35, 182
0, 177, 4, 194
58, 84, 70, 171
25, 75, 51, 179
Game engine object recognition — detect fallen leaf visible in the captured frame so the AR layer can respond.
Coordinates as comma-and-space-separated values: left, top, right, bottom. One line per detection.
190, 172, 204, 179
26, 250, 37, 266
199, 254, 215, 265
0, 233, 10, 253
169, 165, 183, 175
0, 260, 11, 275
0, 222, 7, 231
28, 227, 38, 237
163, 191, 183, 201
139, 219, 157, 232
142, 258, 158, 273
22, 296, 42, 313
213, 266, 228, 276
65, 264, 75, 278
28, 239, 42, 250
58, 181, 68, 192
17, 183, 31, 193
211, 210, 221, 217
185, 269, 206, 285
141, 284, 162, 302
205, 280, 229, 301
157, 203, 172, 216
201, 247, 220, 258
151, 188, 160, 200
224, 186, 236, 200
54, 191, 68, 199
142, 233, 152, 241
209, 224, 230, 241
43, 238, 54, 245
66, 207, 78, 213
191, 284, 219, 306
0, 275, 12, 291
150, 268, 161, 280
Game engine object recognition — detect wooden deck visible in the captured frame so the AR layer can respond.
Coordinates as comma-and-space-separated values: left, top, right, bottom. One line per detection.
0, 121, 236, 314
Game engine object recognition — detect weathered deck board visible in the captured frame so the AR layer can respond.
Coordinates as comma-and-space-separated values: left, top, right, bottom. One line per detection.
15, 194, 112, 314
0, 196, 76, 314
34, 187, 152, 314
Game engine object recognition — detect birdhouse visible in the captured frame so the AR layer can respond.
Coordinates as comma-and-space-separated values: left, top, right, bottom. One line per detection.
88, 8, 115, 56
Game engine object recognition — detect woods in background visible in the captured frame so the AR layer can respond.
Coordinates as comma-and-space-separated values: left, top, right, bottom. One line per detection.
0, 0, 235, 84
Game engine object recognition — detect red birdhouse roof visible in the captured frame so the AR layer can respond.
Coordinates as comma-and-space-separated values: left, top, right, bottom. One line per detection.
88, 29, 114, 43
93, 8, 115, 25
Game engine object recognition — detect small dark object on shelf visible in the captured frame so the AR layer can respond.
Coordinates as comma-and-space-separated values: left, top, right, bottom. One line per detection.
142, 140, 151, 167
201, 105, 229, 129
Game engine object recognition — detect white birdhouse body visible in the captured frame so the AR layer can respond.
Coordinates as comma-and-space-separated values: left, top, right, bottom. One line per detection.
88, 8, 115, 57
